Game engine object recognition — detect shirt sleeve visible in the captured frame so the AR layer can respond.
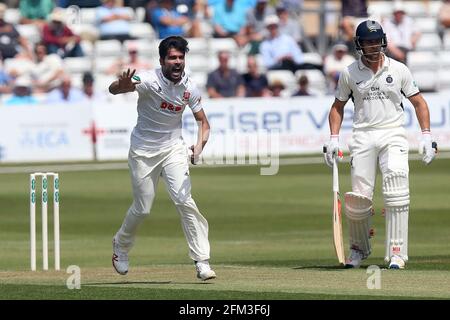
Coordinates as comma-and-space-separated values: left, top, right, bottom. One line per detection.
188, 85, 203, 113
335, 68, 352, 102
400, 64, 420, 97
134, 72, 153, 95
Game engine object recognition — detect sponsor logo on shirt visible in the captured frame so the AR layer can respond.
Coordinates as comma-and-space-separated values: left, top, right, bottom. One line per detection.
183, 91, 190, 101
160, 101, 183, 112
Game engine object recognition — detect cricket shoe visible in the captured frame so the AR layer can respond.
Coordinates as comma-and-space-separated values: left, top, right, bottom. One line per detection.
195, 260, 216, 281
345, 249, 365, 269
388, 255, 405, 269
112, 237, 128, 275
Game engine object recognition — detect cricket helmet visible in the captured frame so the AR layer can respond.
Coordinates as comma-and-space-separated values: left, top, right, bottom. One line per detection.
354, 20, 387, 52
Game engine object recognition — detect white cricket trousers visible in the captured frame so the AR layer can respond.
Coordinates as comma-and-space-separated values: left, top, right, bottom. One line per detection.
115, 140, 211, 262
349, 127, 409, 198
348, 127, 410, 260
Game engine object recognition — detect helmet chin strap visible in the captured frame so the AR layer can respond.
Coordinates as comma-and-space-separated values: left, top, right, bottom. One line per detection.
359, 44, 385, 63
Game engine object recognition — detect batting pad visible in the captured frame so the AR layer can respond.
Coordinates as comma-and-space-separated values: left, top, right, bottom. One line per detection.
385, 205, 409, 262
345, 192, 373, 258
382, 171, 409, 207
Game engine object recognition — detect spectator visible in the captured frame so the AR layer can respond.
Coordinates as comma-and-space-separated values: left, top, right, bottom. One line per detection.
19, 0, 55, 27
382, 3, 421, 64
245, 0, 275, 54
31, 43, 65, 93
4, 51, 35, 80
151, 0, 189, 39
242, 55, 271, 97
212, 0, 248, 47
96, 0, 134, 42
81, 71, 107, 101
175, 0, 202, 37
259, 15, 305, 73
46, 74, 85, 103
206, 50, 245, 98
42, 8, 84, 58
276, 4, 302, 45
268, 78, 286, 97
292, 74, 313, 96
57, 0, 102, 7
339, 0, 369, 55
275, 0, 303, 14
0, 3, 33, 60
438, 0, 450, 40
324, 43, 355, 91
107, 43, 152, 75
0, 55, 13, 94
4, 76, 38, 106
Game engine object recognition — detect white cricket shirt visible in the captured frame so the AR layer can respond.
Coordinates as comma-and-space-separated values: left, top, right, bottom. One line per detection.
131, 68, 203, 150
335, 55, 419, 130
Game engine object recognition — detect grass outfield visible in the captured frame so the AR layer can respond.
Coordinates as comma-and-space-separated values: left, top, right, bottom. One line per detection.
1, 158, 450, 299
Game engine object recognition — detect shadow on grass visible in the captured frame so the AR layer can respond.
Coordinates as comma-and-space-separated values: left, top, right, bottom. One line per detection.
83, 281, 213, 286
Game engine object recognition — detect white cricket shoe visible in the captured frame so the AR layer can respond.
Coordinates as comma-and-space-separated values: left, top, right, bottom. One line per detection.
112, 237, 128, 275
389, 255, 405, 269
195, 260, 216, 280
345, 249, 364, 269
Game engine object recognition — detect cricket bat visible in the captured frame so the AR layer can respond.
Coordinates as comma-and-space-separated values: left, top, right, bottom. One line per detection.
332, 156, 345, 265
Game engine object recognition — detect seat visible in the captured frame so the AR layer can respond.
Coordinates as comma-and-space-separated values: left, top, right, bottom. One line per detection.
187, 54, 211, 73
302, 52, 323, 66
16, 24, 41, 44
185, 37, 208, 54
438, 68, 450, 89
438, 51, 450, 68
94, 56, 120, 74
123, 39, 157, 58
407, 51, 438, 70
80, 8, 97, 25
267, 70, 296, 92
95, 39, 123, 57
414, 17, 438, 34
4, 8, 20, 24
80, 40, 94, 57
443, 31, 450, 50
415, 33, 442, 51
295, 69, 327, 95
367, 2, 393, 19
411, 70, 438, 92
135, 7, 146, 23
64, 57, 93, 74
402, 1, 428, 18
189, 71, 208, 94
209, 38, 238, 55
129, 23, 155, 40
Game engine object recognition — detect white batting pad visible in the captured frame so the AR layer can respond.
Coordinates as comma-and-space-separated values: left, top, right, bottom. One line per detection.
344, 192, 373, 258
382, 171, 409, 206
385, 205, 409, 262
345, 192, 373, 216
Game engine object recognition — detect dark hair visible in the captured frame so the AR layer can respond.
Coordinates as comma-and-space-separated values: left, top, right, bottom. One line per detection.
158, 36, 189, 59
82, 72, 94, 84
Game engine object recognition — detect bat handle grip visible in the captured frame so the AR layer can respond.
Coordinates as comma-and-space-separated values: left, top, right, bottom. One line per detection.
432, 141, 438, 153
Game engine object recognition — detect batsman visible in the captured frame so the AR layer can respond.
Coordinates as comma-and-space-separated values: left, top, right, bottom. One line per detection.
324, 20, 437, 269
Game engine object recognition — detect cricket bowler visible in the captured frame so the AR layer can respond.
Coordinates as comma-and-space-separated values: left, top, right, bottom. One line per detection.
324, 20, 437, 269
108, 36, 216, 280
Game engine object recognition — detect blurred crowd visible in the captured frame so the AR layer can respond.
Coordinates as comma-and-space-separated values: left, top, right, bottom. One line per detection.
0, 0, 449, 105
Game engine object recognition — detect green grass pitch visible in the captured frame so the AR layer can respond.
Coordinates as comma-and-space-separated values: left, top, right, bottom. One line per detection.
1, 158, 450, 299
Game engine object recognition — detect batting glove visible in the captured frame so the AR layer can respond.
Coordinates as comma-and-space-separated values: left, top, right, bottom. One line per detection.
420, 130, 437, 165
323, 135, 343, 168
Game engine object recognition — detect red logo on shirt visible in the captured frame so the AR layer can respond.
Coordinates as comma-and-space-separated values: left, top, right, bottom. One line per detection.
183, 91, 190, 101
160, 101, 182, 112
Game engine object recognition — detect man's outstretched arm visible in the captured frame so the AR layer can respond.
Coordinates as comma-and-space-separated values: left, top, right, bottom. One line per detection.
109, 68, 141, 95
